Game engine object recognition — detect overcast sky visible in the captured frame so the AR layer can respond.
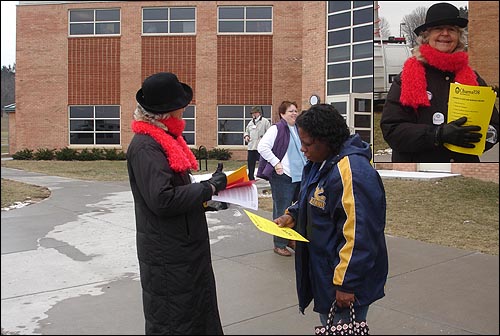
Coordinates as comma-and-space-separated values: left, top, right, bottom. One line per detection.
378, 1, 468, 36
1, 1, 469, 68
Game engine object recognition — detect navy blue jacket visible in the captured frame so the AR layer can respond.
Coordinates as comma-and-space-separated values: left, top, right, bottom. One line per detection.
287, 134, 388, 314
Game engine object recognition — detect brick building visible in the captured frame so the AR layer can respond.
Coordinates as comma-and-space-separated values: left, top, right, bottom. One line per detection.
11, 1, 373, 160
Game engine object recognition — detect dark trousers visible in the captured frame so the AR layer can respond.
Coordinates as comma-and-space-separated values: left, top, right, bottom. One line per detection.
247, 150, 260, 180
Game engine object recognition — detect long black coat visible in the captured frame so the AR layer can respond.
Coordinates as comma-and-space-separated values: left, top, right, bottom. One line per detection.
127, 133, 223, 335
380, 64, 499, 162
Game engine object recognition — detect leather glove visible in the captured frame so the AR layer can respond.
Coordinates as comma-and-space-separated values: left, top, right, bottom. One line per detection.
206, 163, 227, 195
439, 117, 482, 148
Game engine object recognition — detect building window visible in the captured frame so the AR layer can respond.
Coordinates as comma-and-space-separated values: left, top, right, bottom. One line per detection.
69, 9, 120, 36
142, 7, 195, 34
218, 6, 272, 33
326, 1, 373, 94
182, 105, 196, 145
217, 105, 271, 146
69, 105, 120, 145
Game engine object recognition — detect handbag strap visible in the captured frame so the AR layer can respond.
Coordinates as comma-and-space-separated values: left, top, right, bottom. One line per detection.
326, 300, 356, 327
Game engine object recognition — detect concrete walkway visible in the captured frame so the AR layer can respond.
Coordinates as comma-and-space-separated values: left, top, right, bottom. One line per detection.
1, 167, 498, 335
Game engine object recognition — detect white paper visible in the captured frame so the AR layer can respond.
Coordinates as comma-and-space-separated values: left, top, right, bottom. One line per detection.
212, 184, 258, 210
191, 173, 259, 210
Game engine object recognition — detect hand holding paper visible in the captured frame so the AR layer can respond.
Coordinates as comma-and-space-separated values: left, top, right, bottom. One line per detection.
244, 210, 309, 242
445, 83, 497, 155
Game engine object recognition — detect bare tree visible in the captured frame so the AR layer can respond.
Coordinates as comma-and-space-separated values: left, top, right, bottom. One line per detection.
378, 17, 392, 39
401, 6, 427, 47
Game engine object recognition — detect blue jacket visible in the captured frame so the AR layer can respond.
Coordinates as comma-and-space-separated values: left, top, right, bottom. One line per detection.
287, 134, 388, 314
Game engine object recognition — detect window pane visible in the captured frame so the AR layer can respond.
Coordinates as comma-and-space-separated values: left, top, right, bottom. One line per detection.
331, 101, 347, 116
96, 9, 120, 21
96, 22, 119, 34
70, 10, 94, 22
218, 106, 243, 118
219, 7, 244, 19
328, 46, 350, 62
170, 8, 195, 20
354, 114, 371, 128
70, 120, 94, 131
328, 12, 350, 30
96, 120, 120, 131
353, 1, 373, 8
70, 133, 94, 145
219, 21, 244, 32
143, 8, 168, 20
170, 21, 195, 33
353, 8, 372, 25
246, 21, 272, 32
356, 130, 371, 143
70, 23, 94, 35
95, 106, 120, 118
353, 42, 372, 59
184, 120, 194, 132
246, 7, 272, 19
96, 133, 120, 144
70, 106, 93, 118
218, 133, 242, 145
218, 120, 243, 132
352, 77, 372, 93
328, 29, 350, 46
354, 98, 371, 112
327, 80, 350, 95
183, 133, 195, 145
352, 60, 372, 76
328, 63, 350, 79
353, 24, 372, 42
328, 1, 351, 12
184, 106, 195, 118
144, 22, 168, 33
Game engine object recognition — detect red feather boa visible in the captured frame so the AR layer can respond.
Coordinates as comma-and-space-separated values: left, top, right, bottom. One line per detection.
131, 118, 198, 172
400, 44, 478, 110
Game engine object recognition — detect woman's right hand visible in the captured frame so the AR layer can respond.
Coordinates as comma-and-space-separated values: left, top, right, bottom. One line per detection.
274, 214, 295, 229
274, 162, 284, 175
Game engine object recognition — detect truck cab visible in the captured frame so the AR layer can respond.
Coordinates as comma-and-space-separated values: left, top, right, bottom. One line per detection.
374, 37, 411, 105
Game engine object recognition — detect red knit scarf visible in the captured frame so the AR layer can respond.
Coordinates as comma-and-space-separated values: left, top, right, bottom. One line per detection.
400, 44, 478, 110
131, 117, 198, 172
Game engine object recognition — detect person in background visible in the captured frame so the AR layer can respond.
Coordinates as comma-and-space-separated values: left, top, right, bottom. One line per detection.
244, 106, 271, 180
127, 72, 227, 335
380, 2, 499, 162
275, 103, 388, 327
257, 101, 306, 256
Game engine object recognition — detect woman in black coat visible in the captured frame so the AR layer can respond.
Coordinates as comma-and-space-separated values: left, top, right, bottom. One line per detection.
127, 72, 227, 334
380, 2, 499, 162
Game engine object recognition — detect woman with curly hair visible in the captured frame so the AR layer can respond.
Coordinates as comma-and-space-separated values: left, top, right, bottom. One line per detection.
274, 104, 388, 328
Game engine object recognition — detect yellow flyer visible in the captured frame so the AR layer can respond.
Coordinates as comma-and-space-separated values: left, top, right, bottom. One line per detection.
445, 83, 497, 156
244, 209, 309, 242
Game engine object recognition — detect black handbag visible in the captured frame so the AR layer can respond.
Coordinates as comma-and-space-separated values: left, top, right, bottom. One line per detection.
314, 301, 369, 335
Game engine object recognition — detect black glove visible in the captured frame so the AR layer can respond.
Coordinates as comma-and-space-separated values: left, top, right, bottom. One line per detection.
207, 163, 227, 195
439, 117, 482, 148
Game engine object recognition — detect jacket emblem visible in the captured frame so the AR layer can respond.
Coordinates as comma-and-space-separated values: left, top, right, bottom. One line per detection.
309, 186, 326, 210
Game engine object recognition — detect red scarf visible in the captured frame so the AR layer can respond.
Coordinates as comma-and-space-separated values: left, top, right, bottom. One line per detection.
400, 44, 478, 110
131, 117, 198, 172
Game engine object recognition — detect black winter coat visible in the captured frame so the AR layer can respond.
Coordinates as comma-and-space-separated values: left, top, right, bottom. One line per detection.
380, 64, 499, 162
127, 133, 224, 335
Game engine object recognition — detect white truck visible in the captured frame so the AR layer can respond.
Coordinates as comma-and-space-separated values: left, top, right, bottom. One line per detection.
374, 37, 412, 105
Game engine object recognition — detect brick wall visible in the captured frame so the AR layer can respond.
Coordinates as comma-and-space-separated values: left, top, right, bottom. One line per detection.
451, 163, 499, 183
468, 1, 499, 87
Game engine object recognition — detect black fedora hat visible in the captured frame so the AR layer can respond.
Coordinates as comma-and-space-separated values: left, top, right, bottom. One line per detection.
414, 2, 468, 36
136, 72, 193, 114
